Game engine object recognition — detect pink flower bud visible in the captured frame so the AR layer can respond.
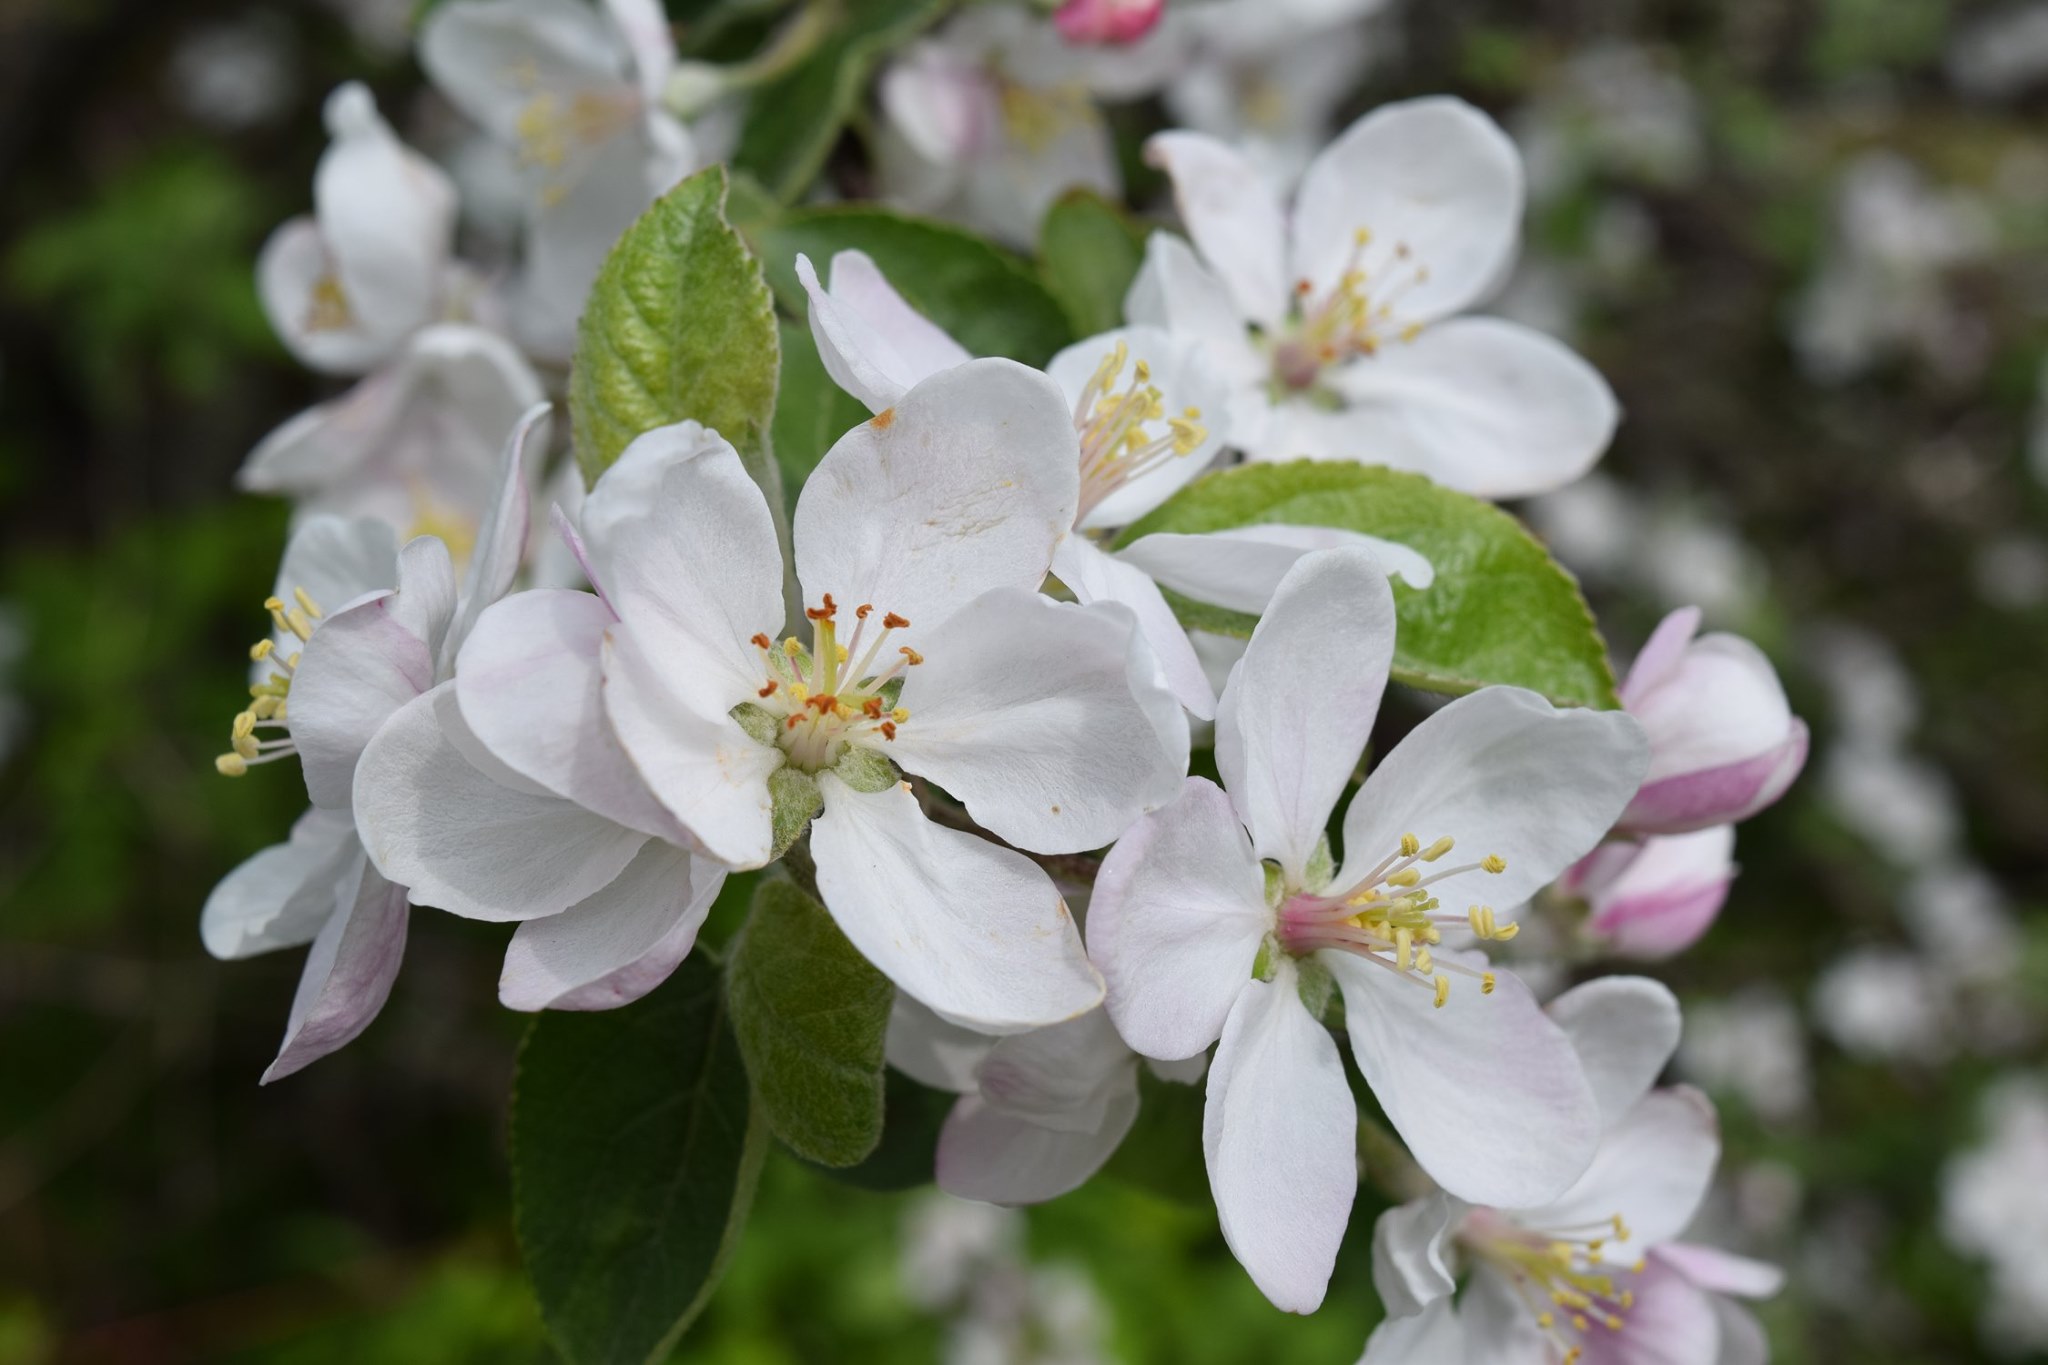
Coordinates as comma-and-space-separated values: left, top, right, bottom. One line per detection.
1054, 0, 1165, 46
1569, 826, 1738, 960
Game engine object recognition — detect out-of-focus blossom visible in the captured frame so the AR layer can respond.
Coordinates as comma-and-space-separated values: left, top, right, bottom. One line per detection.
1677, 987, 1811, 1124
1515, 42, 1705, 203
1943, 1076, 2048, 1353
1566, 825, 1738, 960
1948, 5, 2048, 101
169, 17, 295, 130
1617, 607, 1809, 835
1053, 0, 1163, 47
1161, 18, 1378, 193
1974, 535, 2048, 611
320, 0, 416, 55
1812, 947, 1952, 1063
900, 1192, 1110, 1365
1131, 98, 1618, 497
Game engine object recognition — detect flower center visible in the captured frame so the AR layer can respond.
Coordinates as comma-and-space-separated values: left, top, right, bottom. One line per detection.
1071, 339, 1206, 521
214, 588, 323, 777
1268, 226, 1431, 394
303, 273, 354, 334
1274, 832, 1515, 1008
742, 595, 920, 773
996, 78, 1091, 155
1461, 1207, 1643, 1363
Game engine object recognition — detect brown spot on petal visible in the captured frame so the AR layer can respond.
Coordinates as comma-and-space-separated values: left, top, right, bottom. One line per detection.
870, 407, 895, 429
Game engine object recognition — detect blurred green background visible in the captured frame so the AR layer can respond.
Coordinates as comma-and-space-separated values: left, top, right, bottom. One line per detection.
3, 0, 2047, 1361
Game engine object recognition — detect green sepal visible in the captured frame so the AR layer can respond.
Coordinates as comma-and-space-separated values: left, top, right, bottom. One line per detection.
831, 744, 900, 794
768, 765, 823, 860
730, 702, 781, 747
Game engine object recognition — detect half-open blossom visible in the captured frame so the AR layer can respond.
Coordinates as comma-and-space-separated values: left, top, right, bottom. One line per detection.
200, 409, 542, 1078
1364, 977, 1782, 1365
594, 361, 1185, 1032
239, 323, 544, 550
421, 0, 705, 359
1563, 826, 1739, 960
256, 82, 458, 376
797, 248, 1430, 719
1126, 98, 1619, 497
1618, 607, 1808, 834
1053, 0, 1164, 47
1088, 545, 1646, 1310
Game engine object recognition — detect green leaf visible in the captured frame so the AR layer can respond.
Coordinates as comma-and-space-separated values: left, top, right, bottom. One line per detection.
732, 0, 949, 203
759, 207, 1074, 365
771, 319, 869, 507
1119, 461, 1620, 709
726, 876, 894, 1167
1037, 188, 1149, 338
804, 1067, 956, 1191
513, 951, 765, 1365
569, 165, 781, 487
767, 766, 823, 861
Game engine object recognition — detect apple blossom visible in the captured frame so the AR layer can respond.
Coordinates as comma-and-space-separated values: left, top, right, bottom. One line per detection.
1617, 607, 1808, 834
1087, 544, 1646, 1310
796, 248, 1431, 719
1126, 98, 1618, 497
1562, 825, 1739, 960
256, 82, 460, 376
591, 361, 1185, 1032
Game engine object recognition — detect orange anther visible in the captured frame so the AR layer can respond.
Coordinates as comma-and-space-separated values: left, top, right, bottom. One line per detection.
882, 612, 910, 630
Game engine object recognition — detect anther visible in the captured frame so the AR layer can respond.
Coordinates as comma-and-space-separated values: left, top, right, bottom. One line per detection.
1432, 975, 1450, 1009
899, 646, 923, 665
292, 587, 323, 619
215, 753, 248, 776
1399, 833, 1420, 857
1481, 854, 1507, 874
1481, 972, 1496, 995
882, 612, 909, 630
751, 633, 774, 650
758, 681, 778, 697
250, 639, 274, 662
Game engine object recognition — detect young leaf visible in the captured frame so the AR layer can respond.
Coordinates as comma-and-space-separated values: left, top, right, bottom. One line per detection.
1119, 461, 1620, 709
771, 319, 869, 506
726, 876, 894, 1167
759, 207, 1074, 365
1038, 188, 1149, 338
569, 165, 781, 487
513, 951, 766, 1365
732, 0, 949, 203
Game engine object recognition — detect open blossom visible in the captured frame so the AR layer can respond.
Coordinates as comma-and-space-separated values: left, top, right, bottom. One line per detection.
592, 360, 1184, 1031
797, 248, 1430, 718
1563, 825, 1738, 960
421, 0, 706, 359
1087, 545, 1645, 1310
1127, 97, 1618, 497
1618, 607, 1808, 835
1364, 978, 1782, 1365
200, 409, 542, 1078
257, 82, 460, 376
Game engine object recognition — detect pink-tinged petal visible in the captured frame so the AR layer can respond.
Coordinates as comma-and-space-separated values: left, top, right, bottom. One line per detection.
390, 534, 460, 668
1619, 608, 1703, 708
500, 845, 723, 1011
1215, 546, 1396, 885
1117, 525, 1433, 616
1585, 826, 1738, 960
973, 1006, 1135, 1132
889, 589, 1186, 853
1328, 952, 1600, 1208
878, 42, 992, 165
262, 854, 409, 1083
1460, 1265, 1564, 1365
354, 682, 653, 922
582, 421, 785, 714
1088, 776, 1269, 1060
1520, 1087, 1720, 1263
1053, 536, 1215, 719
1371, 1194, 1462, 1316
797, 250, 971, 413
1357, 1298, 1469, 1365
1053, 0, 1163, 46
1144, 132, 1290, 329
1654, 1244, 1785, 1301
1321, 317, 1619, 498
886, 994, 996, 1093
456, 589, 690, 842
289, 586, 438, 811
1123, 233, 1265, 385
811, 775, 1103, 1033
1204, 966, 1356, 1313
1292, 97, 1522, 325
201, 808, 360, 960
1575, 1255, 1721, 1365
1546, 976, 1683, 1127
1338, 688, 1648, 911
444, 402, 548, 661
1622, 724, 1809, 836
937, 1087, 1138, 1205
600, 624, 780, 869
794, 360, 1080, 640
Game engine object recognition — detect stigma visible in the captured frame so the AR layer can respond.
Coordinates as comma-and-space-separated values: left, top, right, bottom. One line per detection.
1071, 340, 1207, 519
1275, 832, 1513, 1007
1269, 226, 1430, 393
742, 595, 920, 772
214, 588, 323, 777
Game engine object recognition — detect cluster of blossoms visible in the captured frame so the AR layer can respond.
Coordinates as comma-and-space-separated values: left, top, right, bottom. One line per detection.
198, 0, 1815, 1356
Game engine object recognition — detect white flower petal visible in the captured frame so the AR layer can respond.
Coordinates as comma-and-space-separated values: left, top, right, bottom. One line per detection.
890, 589, 1185, 853
797, 250, 971, 413
1087, 776, 1269, 1060
390, 534, 460, 668
973, 1006, 1136, 1132
420, 0, 624, 144
603, 0, 675, 98
810, 775, 1102, 1033
1322, 317, 1619, 498
1327, 951, 1600, 1208
1579, 1255, 1721, 1365
1144, 131, 1290, 328
1371, 1193, 1463, 1317
288, 587, 437, 811
793, 360, 1079, 638
1117, 525, 1433, 617
262, 853, 409, 1083
936, 1086, 1138, 1205
1357, 1298, 1468, 1365
1546, 975, 1684, 1128
355, 682, 652, 922
1291, 97, 1522, 324
1123, 233, 1264, 385
1338, 688, 1648, 910
1522, 1087, 1720, 1261
1654, 1243, 1785, 1301
200, 808, 360, 960
886, 994, 996, 1093
1707, 1298, 1769, 1365
1052, 536, 1216, 719
1459, 1266, 1558, 1365
1203, 967, 1355, 1313
445, 403, 548, 661
1215, 545, 1395, 885
256, 218, 391, 375
500, 844, 723, 1010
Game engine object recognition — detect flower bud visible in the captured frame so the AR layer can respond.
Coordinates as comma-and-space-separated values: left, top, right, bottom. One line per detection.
1053, 0, 1165, 46
1566, 827, 1738, 960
